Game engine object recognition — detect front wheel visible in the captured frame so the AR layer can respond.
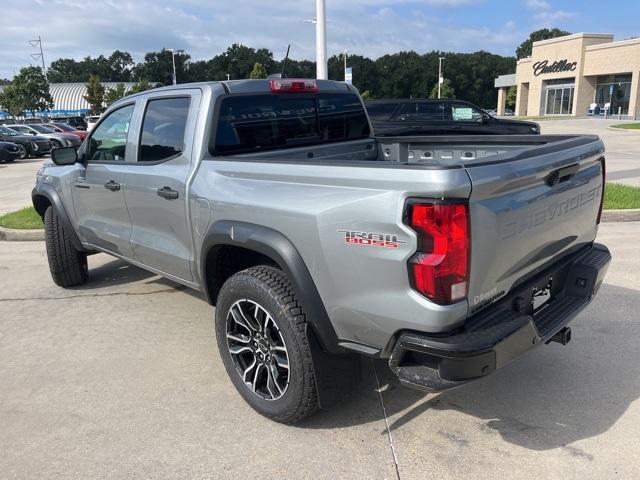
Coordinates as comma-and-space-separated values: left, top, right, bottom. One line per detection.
44, 206, 88, 287
16, 144, 28, 159
215, 265, 319, 424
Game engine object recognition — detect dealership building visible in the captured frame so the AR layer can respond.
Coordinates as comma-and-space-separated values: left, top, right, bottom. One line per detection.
495, 33, 640, 119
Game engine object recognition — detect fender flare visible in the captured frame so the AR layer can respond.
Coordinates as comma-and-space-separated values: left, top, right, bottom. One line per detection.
200, 220, 341, 353
31, 184, 87, 252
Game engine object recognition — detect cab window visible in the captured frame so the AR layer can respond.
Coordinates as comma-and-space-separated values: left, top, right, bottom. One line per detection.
139, 97, 190, 162
450, 103, 484, 123
87, 104, 134, 162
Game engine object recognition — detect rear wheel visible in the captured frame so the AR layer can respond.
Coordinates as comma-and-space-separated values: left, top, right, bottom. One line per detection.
215, 265, 319, 424
44, 206, 88, 287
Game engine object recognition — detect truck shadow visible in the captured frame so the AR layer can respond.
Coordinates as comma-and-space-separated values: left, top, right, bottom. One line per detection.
302, 283, 639, 452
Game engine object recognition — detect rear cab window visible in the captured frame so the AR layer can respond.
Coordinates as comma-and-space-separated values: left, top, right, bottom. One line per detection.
212, 93, 370, 155
392, 102, 445, 121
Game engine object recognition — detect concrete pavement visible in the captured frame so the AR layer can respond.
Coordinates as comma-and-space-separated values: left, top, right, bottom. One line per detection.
0, 222, 639, 479
0, 157, 43, 215
539, 118, 640, 187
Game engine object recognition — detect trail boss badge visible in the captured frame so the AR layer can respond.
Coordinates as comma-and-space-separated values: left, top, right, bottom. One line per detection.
337, 230, 407, 249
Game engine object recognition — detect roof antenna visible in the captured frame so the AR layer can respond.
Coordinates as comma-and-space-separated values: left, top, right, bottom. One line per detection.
268, 44, 291, 79
281, 44, 291, 78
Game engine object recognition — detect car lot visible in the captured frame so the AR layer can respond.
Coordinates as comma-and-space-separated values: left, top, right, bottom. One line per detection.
1, 118, 639, 217
0, 222, 639, 479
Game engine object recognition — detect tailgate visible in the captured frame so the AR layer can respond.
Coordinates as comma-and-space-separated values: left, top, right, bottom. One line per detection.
465, 136, 605, 314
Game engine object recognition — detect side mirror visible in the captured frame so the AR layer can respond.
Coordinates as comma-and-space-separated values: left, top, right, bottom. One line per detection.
481, 113, 491, 123
51, 146, 78, 166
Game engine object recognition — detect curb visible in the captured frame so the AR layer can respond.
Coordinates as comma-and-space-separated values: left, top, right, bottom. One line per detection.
607, 126, 640, 134
0, 226, 45, 241
601, 208, 640, 222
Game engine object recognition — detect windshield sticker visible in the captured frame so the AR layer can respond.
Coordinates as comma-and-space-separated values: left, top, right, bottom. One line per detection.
452, 107, 473, 121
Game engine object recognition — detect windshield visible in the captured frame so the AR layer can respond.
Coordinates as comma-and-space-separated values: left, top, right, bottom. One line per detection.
52, 123, 75, 132
30, 124, 55, 133
0, 127, 18, 136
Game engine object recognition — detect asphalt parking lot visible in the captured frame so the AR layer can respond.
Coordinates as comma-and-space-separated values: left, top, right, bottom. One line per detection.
1, 222, 639, 479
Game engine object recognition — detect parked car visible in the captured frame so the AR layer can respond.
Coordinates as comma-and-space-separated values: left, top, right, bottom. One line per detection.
45, 123, 88, 141
86, 115, 101, 132
5, 124, 82, 149
34, 79, 608, 424
366, 99, 540, 135
51, 116, 87, 131
0, 140, 22, 163
0, 125, 51, 158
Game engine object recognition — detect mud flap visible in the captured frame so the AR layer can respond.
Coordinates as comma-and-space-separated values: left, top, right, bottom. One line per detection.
306, 325, 363, 409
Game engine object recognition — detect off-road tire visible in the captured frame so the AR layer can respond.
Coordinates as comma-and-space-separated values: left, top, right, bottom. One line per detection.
44, 206, 88, 287
215, 265, 319, 424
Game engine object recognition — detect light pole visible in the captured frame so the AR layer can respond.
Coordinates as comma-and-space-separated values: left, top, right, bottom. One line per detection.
438, 56, 445, 99
343, 49, 348, 80
168, 48, 177, 85
316, 0, 327, 80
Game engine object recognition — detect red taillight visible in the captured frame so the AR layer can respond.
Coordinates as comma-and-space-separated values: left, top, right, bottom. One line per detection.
269, 79, 318, 93
407, 202, 469, 305
596, 157, 606, 225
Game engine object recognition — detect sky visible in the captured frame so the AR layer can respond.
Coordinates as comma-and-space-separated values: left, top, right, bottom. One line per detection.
1, 0, 638, 79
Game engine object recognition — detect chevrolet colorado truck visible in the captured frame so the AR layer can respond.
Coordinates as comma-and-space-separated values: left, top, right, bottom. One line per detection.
32, 79, 610, 423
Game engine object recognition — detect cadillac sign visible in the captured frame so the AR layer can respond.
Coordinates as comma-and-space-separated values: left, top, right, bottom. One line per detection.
533, 59, 577, 76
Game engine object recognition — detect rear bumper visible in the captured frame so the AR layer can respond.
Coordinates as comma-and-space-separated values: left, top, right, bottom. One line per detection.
389, 243, 611, 391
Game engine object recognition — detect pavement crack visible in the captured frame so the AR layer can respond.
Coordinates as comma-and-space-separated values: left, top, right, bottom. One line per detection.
0, 286, 186, 302
371, 358, 401, 480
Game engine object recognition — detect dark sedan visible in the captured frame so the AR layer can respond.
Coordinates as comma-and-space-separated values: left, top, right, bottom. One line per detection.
0, 126, 52, 158
0, 141, 22, 163
366, 99, 540, 136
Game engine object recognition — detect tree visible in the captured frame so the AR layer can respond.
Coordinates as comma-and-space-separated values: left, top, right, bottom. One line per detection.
132, 49, 190, 85
104, 84, 127, 106
84, 75, 105, 114
0, 66, 52, 117
129, 79, 154, 94
249, 62, 267, 79
506, 86, 517, 109
429, 78, 455, 99
516, 28, 571, 59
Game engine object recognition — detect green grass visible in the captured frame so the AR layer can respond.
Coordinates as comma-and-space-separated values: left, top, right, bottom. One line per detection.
610, 123, 640, 130
0, 207, 43, 230
604, 183, 640, 210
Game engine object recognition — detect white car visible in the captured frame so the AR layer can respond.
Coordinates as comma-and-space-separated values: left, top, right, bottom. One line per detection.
86, 115, 101, 132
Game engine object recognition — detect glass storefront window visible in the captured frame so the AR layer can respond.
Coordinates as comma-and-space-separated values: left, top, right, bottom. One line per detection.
594, 73, 632, 115
545, 85, 574, 115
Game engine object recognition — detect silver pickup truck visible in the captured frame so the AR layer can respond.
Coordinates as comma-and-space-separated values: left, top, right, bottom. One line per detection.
33, 79, 610, 423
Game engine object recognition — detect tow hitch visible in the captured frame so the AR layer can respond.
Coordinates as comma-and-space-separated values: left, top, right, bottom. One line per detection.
549, 327, 572, 345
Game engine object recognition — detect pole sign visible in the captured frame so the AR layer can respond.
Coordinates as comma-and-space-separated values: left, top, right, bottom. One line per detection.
345, 67, 353, 85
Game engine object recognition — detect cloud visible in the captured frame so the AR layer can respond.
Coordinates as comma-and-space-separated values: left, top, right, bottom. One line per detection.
524, 0, 576, 26
0, 0, 514, 79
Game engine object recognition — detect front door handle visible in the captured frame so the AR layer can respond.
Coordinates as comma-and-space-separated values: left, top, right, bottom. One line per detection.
157, 186, 179, 200
104, 180, 121, 191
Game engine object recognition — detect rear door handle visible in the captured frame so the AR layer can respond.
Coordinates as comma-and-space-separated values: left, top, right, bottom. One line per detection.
104, 180, 121, 191
157, 186, 179, 200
